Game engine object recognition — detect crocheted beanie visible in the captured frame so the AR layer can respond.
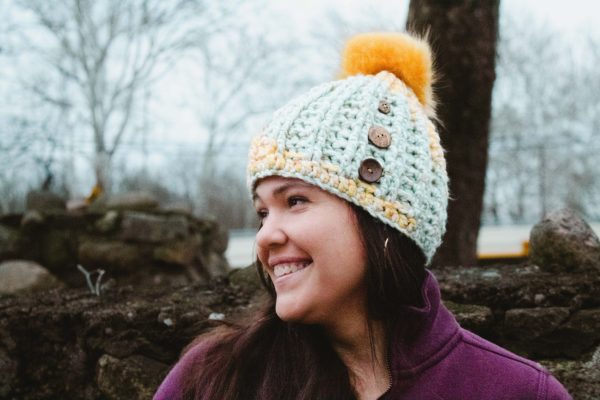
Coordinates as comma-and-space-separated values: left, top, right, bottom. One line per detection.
247, 32, 448, 263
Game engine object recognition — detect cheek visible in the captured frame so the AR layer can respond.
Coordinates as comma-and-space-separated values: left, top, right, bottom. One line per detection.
256, 245, 268, 265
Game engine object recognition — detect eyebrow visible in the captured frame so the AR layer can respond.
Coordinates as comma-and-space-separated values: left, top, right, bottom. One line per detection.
253, 181, 313, 202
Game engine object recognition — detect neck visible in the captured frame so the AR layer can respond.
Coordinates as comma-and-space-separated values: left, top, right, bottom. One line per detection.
325, 319, 391, 400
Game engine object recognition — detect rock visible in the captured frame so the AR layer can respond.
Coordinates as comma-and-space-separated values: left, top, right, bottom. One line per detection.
0, 260, 63, 295
229, 265, 262, 295
120, 212, 188, 243
0, 347, 17, 397
585, 345, 600, 369
153, 239, 200, 266
39, 229, 78, 273
445, 301, 493, 334
0, 225, 21, 259
25, 190, 66, 211
0, 326, 17, 397
162, 201, 193, 215
534, 293, 546, 305
209, 225, 229, 255
553, 309, 600, 357
504, 307, 570, 339
96, 354, 168, 400
66, 198, 88, 211
435, 264, 600, 309
481, 269, 501, 279
0, 260, 597, 399
0, 209, 256, 396
198, 252, 229, 278
106, 192, 159, 211
78, 240, 143, 273
5, 207, 234, 287
544, 350, 600, 400
87, 193, 108, 212
94, 211, 120, 233
21, 210, 45, 229
529, 208, 600, 273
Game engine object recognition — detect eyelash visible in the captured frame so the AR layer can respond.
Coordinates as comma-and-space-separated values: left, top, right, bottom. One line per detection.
287, 195, 307, 207
255, 196, 308, 221
256, 209, 268, 220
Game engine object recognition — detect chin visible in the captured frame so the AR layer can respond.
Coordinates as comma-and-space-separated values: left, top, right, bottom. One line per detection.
275, 304, 307, 323
275, 309, 297, 322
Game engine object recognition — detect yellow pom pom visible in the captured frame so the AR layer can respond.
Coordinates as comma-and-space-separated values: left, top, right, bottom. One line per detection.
340, 32, 434, 109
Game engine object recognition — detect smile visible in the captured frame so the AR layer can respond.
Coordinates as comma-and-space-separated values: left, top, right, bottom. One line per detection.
273, 262, 311, 278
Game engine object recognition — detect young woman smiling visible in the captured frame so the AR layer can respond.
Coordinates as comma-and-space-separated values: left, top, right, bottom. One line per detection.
154, 33, 571, 400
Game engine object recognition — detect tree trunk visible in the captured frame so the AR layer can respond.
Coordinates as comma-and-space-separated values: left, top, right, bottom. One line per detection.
94, 151, 112, 194
406, 0, 500, 267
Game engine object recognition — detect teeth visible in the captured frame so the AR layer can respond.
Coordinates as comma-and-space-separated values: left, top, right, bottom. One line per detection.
273, 262, 309, 278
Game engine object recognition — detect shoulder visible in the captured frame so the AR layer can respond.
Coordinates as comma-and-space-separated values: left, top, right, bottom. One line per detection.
153, 340, 215, 400
451, 329, 571, 399
459, 329, 543, 372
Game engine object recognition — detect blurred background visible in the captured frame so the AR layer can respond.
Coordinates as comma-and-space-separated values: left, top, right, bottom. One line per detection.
1, 0, 599, 264
2, 4, 600, 398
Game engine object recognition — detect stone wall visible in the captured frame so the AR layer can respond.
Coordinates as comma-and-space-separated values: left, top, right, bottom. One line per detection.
1, 264, 599, 399
437, 265, 600, 358
0, 267, 260, 400
0, 206, 229, 292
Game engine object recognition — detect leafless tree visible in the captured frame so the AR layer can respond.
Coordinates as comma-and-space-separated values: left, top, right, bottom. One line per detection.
484, 12, 600, 224
13, 0, 240, 192
0, 92, 74, 208
185, 9, 320, 226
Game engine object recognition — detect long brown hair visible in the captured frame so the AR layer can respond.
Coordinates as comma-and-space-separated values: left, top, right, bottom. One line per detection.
179, 203, 427, 399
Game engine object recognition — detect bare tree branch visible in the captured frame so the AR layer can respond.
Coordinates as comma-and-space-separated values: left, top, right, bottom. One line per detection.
12, 0, 242, 191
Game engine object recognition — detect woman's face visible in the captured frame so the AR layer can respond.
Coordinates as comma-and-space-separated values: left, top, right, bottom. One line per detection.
254, 176, 368, 327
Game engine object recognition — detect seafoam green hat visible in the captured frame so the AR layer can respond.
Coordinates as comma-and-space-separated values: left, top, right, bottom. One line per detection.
247, 32, 448, 263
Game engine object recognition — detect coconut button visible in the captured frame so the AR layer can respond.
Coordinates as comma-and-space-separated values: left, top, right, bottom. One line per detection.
358, 158, 383, 183
378, 100, 391, 114
368, 126, 392, 149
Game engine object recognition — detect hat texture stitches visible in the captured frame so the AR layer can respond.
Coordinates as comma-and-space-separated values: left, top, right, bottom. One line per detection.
247, 32, 448, 263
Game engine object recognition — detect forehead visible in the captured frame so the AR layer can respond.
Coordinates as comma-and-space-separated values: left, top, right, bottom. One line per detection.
253, 177, 314, 199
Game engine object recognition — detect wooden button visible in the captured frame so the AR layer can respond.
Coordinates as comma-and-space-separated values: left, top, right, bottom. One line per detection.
358, 159, 383, 183
368, 126, 392, 149
378, 100, 391, 114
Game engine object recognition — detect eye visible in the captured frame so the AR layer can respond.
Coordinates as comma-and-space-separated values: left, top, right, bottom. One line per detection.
256, 209, 268, 220
288, 196, 307, 207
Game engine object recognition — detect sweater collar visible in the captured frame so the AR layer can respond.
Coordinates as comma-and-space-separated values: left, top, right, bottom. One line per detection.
390, 270, 461, 377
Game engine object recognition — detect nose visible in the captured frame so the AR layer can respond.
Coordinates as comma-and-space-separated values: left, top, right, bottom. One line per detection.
255, 213, 287, 252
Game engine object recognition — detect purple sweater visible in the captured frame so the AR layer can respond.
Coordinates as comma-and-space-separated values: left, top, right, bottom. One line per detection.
154, 272, 571, 399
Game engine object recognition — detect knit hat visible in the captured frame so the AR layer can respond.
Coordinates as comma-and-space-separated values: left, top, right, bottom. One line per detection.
247, 32, 448, 263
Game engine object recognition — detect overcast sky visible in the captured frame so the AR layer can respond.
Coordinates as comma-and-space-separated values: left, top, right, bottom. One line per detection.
277, 0, 599, 33
3, 0, 598, 198
162, 0, 599, 143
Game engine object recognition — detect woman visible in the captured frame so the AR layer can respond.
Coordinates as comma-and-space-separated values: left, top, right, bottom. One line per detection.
154, 33, 571, 400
